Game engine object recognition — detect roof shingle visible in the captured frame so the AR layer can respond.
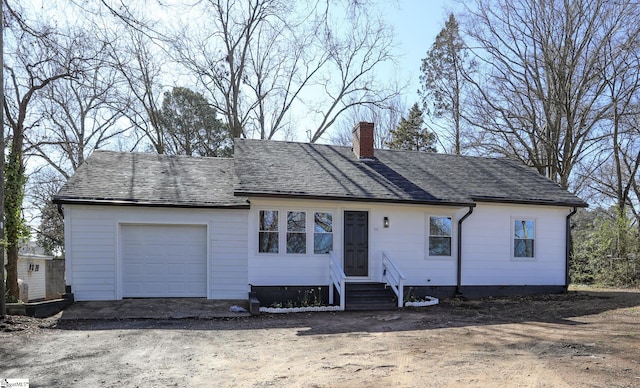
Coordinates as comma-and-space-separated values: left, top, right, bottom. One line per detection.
233, 139, 587, 207
55, 140, 587, 209
54, 151, 248, 208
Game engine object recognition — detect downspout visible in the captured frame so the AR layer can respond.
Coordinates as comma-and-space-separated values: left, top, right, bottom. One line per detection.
57, 203, 64, 219
457, 206, 474, 295
565, 207, 578, 290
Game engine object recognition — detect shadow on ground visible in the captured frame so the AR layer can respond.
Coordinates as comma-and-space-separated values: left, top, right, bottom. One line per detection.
54, 289, 640, 336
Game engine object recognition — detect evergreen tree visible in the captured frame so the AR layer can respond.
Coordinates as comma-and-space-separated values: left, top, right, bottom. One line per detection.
419, 13, 473, 154
386, 103, 437, 152
160, 87, 232, 157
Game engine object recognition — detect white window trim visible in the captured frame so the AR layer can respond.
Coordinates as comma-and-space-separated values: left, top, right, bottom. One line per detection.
258, 209, 280, 254
312, 211, 334, 255
511, 217, 536, 261
286, 210, 307, 255
256, 207, 335, 257
426, 214, 454, 260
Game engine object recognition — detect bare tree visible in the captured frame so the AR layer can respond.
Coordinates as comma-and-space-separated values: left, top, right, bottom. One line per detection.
106, 26, 167, 153
172, 0, 286, 139
28, 55, 128, 179
2, 1, 88, 299
172, 0, 400, 142
461, 0, 640, 189
307, 5, 400, 143
27, 167, 66, 257
329, 97, 406, 148
589, 36, 640, 215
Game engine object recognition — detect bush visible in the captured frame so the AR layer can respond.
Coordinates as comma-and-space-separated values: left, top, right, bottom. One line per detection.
571, 208, 640, 287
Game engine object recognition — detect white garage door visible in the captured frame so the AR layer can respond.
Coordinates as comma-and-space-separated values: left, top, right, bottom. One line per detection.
122, 225, 207, 297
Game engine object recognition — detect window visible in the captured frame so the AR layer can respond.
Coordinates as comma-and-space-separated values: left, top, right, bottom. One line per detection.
514, 219, 535, 258
314, 212, 333, 254
259, 210, 279, 253
287, 211, 306, 254
429, 216, 452, 256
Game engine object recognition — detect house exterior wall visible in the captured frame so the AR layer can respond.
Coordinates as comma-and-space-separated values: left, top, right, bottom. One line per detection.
248, 198, 467, 286
461, 203, 569, 286
63, 199, 571, 301
62, 205, 248, 301
248, 198, 572, 288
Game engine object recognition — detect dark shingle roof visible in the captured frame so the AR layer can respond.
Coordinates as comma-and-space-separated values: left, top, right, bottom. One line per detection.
233, 139, 587, 207
54, 150, 248, 208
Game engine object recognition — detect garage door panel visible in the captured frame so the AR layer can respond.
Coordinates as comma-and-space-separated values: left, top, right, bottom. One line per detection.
122, 225, 207, 297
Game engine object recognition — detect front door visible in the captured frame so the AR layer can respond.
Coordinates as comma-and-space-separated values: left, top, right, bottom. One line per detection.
344, 211, 369, 276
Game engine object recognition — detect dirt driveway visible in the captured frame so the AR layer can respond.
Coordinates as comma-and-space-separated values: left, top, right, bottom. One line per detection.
2, 287, 639, 387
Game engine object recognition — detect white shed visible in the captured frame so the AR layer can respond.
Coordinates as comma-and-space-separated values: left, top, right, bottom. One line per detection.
17, 243, 54, 301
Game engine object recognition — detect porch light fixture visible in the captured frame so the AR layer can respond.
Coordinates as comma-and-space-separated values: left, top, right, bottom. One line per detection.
383, 216, 389, 228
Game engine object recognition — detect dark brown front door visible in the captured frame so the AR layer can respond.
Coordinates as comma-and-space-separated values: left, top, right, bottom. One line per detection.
344, 211, 369, 276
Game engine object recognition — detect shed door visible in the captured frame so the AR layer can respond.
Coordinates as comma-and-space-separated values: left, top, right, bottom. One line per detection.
122, 225, 207, 297
344, 211, 369, 276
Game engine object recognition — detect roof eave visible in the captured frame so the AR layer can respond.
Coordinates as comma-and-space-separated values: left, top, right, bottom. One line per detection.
472, 197, 588, 208
234, 190, 476, 207
53, 196, 250, 209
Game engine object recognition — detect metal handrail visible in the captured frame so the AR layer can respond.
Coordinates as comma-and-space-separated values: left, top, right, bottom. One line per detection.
329, 251, 346, 310
382, 251, 406, 308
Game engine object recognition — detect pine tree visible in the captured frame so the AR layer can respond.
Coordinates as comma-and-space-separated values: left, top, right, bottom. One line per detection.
419, 13, 473, 154
386, 103, 437, 152
160, 87, 232, 157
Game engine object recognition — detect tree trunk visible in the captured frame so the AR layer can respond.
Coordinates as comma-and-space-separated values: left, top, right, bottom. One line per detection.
4, 138, 26, 300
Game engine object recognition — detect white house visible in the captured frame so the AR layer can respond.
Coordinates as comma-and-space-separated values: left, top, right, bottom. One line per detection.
53, 122, 587, 309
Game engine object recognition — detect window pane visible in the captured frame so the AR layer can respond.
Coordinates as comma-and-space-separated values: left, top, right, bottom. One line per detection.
260, 210, 278, 231
429, 237, 451, 256
287, 211, 306, 232
514, 239, 534, 257
514, 220, 534, 239
314, 212, 333, 233
314, 233, 333, 254
430, 216, 451, 236
259, 232, 279, 253
287, 233, 306, 254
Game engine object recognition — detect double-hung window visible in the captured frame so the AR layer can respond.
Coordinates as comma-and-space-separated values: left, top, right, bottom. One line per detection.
259, 210, 279, 253
514, 219, 535, 258
258, 209, 334, 255
313, 212, 333, 254
429, 216, 452, 256
287, 211, 306, 254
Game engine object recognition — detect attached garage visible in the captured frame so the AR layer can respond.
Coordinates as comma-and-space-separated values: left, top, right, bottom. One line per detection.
54, 153, 249, 301
121, 224, 207, 297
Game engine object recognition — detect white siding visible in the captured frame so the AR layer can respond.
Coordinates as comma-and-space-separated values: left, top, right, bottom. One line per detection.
63, 205, 248, 301
247, 198, 465, 286
17, 258, 48, 301
64, 200, 572, 299
462, 203, 568, 286
248, 198, 572, 288
210, 211, 249, 299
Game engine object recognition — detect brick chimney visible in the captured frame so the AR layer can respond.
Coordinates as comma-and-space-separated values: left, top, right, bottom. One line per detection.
352, 122, 375, 159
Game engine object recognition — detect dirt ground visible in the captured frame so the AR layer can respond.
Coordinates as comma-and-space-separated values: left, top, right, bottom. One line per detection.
1, 287, 639, 387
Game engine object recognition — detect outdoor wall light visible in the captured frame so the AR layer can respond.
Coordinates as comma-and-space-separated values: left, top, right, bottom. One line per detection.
383, 216, 389, 228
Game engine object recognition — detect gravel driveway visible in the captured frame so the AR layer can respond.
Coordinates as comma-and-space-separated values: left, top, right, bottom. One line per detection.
2, 287, 639, 387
